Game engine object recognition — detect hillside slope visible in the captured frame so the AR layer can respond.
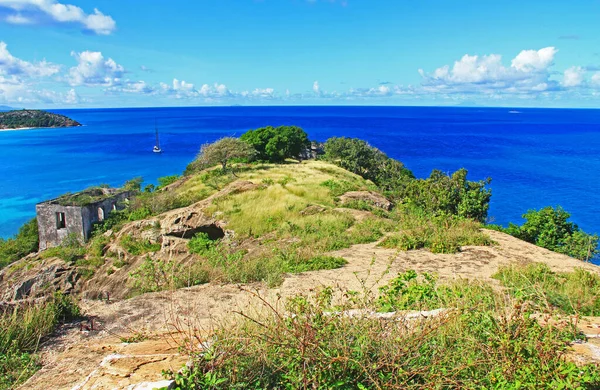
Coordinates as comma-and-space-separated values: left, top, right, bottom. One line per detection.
2, 160, 599, 389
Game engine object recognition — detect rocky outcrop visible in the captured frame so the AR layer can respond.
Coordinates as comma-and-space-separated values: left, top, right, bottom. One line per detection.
339, 191, 393, 211
0, 256, 78, 301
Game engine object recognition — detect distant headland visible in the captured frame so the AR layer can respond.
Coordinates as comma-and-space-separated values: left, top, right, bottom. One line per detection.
0, 109, 81, 130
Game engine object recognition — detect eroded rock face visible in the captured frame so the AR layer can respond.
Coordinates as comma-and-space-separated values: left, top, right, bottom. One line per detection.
339, 191, 393, 211
0, 257, 78, 301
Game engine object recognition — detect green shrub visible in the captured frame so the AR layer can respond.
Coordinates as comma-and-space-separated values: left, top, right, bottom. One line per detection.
157, 175, 181, 189
323, 137, 414, 191
282, 255, 347, 273
504, 206, 599, 260
379, 211, 492, 254
494, 263, 600, 315
399, 168, 492, 223
188, 233, 215, 255
241, 126, 309, 162
120, 235, 161, 256
319, 179, 359, 197
166, 275, 600, 389
0, 219, 39, 269
0, 293, 80, 389
40, 234, 85, 263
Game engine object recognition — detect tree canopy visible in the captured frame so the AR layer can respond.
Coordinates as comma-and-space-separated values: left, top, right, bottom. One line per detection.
187, 137, 256, 174
505, 206, 599, 261
240, 126, 309, 162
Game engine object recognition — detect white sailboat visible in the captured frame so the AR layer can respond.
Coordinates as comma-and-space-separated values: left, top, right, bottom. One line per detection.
153, 121, 162, 153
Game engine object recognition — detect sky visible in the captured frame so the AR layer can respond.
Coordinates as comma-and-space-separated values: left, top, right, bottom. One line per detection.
1, 0, 600, 108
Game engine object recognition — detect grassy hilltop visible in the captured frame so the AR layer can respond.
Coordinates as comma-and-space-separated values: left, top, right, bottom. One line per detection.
1, 126, 600, 389
0, 109, 81, 130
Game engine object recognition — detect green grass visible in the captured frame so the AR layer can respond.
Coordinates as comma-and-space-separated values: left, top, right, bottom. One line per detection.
0, 294, 79, 389
379, 207, 493, 253
120, 235, 161, 256
494, 263, 600, 315
166, 270, 600, 389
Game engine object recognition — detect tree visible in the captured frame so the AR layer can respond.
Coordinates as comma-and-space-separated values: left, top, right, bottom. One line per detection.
190, 137, 256, 173
240, 126, 310, 162
505, 206, 599, 261
401, 169, 492, 223
323, 137, 414, 190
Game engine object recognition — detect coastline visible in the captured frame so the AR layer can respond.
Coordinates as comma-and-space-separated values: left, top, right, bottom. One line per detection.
0, 125, 82, 132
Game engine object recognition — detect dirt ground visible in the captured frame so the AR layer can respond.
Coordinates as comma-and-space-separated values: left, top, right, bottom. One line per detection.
20, 229, 600, 389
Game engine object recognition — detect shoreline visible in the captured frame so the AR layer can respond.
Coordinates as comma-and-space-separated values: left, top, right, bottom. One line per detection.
0, 125, 83, 132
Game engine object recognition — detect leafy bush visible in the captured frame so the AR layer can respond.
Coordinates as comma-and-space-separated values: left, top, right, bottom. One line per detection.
0, 293, 79, 389
282, 255, 347, 273
323, 137, 414, 191
504, 206, 599, 260
494, 263, 600, 315
130, 256, 183, 293
400, 168, 492, 223
241, 126, 309, 162
379, 210, 493, 253
166, 274, 600, 389
0, 219, 38, 269
186, 137, 256, 174
188, 233, 216, 255
157, 175, 181, 189
40, 234, 85, 263
120, 235, 161, 256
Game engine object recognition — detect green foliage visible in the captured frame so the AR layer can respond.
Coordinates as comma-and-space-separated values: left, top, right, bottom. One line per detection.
240, 126, 309, 162
323, 137, 414, 191
186, 137, 256, 174
120, 235, 161, 256
400, 168, 492, 223
377, 270, 496, 312
494, 263, 600, 315
123, 177, 143, 193
167, 274, 600, 389
130, 256, 182, 293
504, 206, 599, 260
0, 219, 38, 269
157, 175, 181, 189
379, 208, 493, 253
40, 234, 85, 263
319, 179, 359, 197
0, 109, 80, 129
282, 255, 347, 273
188, 233, 215, 255
0, 293, 79, 389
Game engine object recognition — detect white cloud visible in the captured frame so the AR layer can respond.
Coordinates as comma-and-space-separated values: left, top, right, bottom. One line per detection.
0, 41, 60, 78
419, 47, 560, 95
511, 47, 557, 72
68, 50, 125, 87
313, 80, 320, 95
0, 0, 116, 35
592, 72, 600, 87
64, 88, 79, 104
563, 66, 585, 87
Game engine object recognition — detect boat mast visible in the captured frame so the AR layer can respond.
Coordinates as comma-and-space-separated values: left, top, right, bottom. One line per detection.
155, 119, 160, 149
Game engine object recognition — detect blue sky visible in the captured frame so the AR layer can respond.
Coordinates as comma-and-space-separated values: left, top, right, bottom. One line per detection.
1, 0, 600, 108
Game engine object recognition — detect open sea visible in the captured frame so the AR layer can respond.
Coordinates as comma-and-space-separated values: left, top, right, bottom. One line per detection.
1, 106, 599, 262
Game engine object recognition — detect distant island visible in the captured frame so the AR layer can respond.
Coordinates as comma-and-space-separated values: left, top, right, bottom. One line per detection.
0, 109, 81, 130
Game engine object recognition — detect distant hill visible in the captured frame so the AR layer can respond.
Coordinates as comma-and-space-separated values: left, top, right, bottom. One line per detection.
0, 105, 14, 112
0, 109, 81, 130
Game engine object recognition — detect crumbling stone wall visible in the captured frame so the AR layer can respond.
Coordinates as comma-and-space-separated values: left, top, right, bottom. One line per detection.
36, 191, 130, 250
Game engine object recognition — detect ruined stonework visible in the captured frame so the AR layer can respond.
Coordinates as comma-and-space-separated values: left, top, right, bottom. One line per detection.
36, 188, 130, 250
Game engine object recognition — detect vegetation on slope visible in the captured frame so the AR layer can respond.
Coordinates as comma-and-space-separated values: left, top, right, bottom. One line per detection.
166, 268, 600, 389
0, 110, 81, 130
0, 294, 80, 390
0, 219, 38, 269
491, 206, 599, 261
